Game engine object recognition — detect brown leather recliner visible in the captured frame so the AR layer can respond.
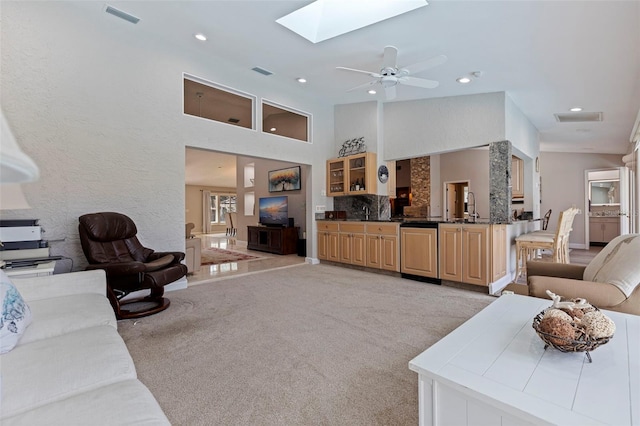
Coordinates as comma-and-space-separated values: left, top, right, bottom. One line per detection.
79, 212, 187, 319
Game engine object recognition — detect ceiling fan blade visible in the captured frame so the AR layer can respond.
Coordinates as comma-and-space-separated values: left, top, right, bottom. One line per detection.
399, 76, 439, 89
403, 54, 448, 75
346, 80, 379, 92
383, 45, 398, 68
384, 85, 397, 100
336, 66, 381, 78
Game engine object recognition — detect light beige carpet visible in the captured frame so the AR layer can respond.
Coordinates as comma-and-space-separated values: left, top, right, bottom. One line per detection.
118, 263, 494, 425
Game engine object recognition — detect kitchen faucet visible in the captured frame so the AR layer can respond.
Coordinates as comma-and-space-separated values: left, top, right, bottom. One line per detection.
363, 205, 370, 221
468, 191, 479, 222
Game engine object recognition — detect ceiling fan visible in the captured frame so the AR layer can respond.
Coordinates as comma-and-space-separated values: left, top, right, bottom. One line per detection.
336, 46, 447, 100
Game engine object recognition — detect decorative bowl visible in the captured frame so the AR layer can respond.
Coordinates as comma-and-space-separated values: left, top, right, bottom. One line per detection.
532, 307, 612, 362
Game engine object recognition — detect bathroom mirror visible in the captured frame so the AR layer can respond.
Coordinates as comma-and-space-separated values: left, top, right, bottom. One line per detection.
589, 179, 620, 205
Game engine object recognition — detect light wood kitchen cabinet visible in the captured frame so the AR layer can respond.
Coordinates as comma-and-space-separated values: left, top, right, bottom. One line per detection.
400, 227, 438, 278
339, 223, 366, 266
439, 224, 464, 282
461, 225, 489, 286
317, 222, 339, 261
511, 156, 524, 199
327, 158, 347, 196
491, 225, 507, 283
439, 223, 505, 286
317, 221, 399, 271
589, 217, 620, 243
326, 152, 377, 196
365, 223, 400, 272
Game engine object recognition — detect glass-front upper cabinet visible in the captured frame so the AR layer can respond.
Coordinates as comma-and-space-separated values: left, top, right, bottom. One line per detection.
326, 152, 377, 196
590, 179, 620, 205
327, 158, 346, 196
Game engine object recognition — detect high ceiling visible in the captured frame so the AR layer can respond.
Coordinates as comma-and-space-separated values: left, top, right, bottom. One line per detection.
185, 148, 237, 187
94, 1, 640, 186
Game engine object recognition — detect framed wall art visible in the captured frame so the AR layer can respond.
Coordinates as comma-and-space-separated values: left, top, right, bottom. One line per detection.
268, 166, 301, 192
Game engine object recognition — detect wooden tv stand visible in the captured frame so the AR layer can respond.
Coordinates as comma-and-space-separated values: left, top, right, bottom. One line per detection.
247, 226, 299, 255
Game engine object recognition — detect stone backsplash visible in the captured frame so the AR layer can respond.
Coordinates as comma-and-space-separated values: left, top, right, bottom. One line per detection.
333, 194, 391, 221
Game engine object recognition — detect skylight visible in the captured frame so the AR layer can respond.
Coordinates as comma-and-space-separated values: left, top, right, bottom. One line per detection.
276, 0, 428, 44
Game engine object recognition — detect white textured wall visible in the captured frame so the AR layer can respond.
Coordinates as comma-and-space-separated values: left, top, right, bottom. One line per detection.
540, 152, 623, 248
382, 92, 506, 160
334, 102, 379, 156
505, 95, 540, 160
1, 2, 334, 267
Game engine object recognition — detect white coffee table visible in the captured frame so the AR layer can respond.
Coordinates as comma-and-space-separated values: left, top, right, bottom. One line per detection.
409, 293, 639, 425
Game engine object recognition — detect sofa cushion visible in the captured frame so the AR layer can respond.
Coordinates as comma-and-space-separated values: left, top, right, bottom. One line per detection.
0, 270, 32, 354
18, 293, 116, 346
584, 233, 640, 297
2, 380, 170, 426
0, 325, 136, 419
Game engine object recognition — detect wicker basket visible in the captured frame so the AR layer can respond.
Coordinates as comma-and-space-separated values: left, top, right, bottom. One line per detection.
532, 308, 612, 362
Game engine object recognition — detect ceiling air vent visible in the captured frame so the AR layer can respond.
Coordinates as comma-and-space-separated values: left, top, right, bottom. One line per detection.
105, 5, 140, 24
251, 67, 273, 76
228, 118, 240, 124
554, 112, 603, 123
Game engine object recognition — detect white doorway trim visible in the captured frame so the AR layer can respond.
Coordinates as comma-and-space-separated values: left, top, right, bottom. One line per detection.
443, 179, 470, 222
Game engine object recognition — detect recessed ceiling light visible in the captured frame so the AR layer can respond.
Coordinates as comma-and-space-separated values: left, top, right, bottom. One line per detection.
570, 107, 583, 112
194, 33, 207, 41
270, 127, 277, 132
296, 78, 307, 83
456, 77, 471, 84
368, 89, 377, 95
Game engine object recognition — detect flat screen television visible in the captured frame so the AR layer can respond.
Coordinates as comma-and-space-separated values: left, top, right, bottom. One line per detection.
258, 196, 288, 226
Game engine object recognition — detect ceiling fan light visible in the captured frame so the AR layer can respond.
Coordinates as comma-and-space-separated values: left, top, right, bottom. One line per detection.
296, 77, 307, 83
194, 33, 207, 41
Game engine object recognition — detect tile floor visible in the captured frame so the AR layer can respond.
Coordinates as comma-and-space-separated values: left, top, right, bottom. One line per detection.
186, 233, 307, 286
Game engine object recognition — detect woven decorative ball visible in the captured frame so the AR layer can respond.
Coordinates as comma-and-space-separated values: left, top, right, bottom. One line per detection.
538, 316, 575, 345
560, 307, 585, 319
532, 306, 613, 362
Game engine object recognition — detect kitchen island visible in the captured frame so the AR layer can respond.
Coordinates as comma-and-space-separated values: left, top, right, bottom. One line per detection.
317, 218, 540, 294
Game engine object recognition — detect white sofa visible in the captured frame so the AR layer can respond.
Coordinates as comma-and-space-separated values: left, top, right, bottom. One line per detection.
0, 269, 169, 425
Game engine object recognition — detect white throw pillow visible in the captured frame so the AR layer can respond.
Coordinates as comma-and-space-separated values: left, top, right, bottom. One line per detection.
0, 269, 32, 353
583, 234, 640, 297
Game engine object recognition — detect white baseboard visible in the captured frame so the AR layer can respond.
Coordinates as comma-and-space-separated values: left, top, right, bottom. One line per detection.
489, 275, 513, 296
306, 257, 320, 265
569, 243, 587, 250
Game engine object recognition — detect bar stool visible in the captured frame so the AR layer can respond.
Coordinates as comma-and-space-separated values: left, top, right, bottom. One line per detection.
515, 207, 578, 279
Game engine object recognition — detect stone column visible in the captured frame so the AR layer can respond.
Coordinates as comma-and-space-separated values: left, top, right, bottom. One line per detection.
410, 156, 431, 209
489, 141, 512, 223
